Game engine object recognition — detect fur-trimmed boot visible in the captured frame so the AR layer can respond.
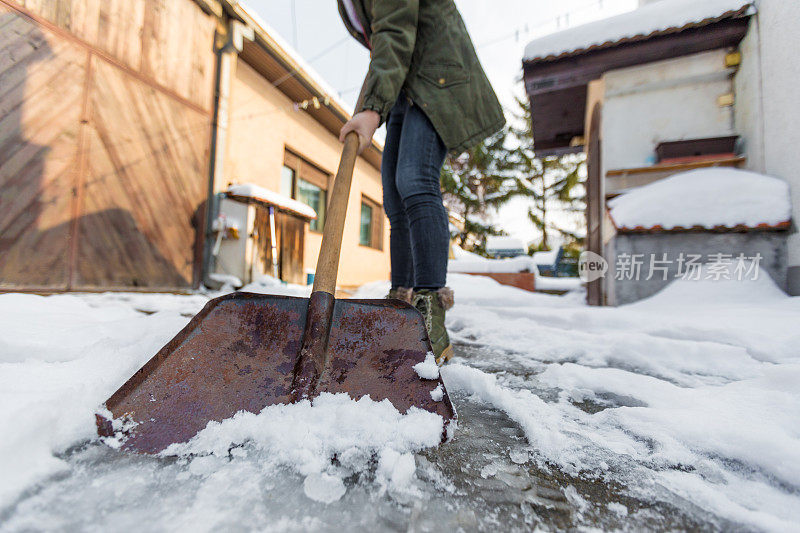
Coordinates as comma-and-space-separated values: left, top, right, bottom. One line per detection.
385, 286, 414, 304
412, 287, 454, 366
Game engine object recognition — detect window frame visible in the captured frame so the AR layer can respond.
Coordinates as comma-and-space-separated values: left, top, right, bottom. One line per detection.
358, 195, 383, 250
283, 148, 331, 233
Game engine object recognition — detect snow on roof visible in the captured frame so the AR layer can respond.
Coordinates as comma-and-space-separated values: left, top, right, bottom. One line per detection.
451, 244, 486, 262
532, 249, 559, 266
524, 0, 754, 62
608, 168, 791, 232
448, 256, 538, 274
486, 236, 527, 251
227, 183, 317, 220
238, 2, 353, 116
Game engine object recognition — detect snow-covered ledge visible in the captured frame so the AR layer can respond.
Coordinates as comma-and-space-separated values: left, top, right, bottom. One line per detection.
607, 168, 791, 304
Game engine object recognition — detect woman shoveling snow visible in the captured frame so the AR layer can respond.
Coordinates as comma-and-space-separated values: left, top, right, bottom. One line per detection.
337, 0, 505, 365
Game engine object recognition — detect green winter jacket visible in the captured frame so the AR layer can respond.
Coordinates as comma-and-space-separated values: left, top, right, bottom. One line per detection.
337, 0, 505, 154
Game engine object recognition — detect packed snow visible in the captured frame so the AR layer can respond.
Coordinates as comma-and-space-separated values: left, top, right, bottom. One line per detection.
448, 254, 538, 274
524, 0, 754, 61
1, 270, 798, 530
448, 245, 582, 293
608, 167, 792, 230
161, 393, 444, 503
485, 236, 527, 255
227, 183, 317, 219
412, 352, 440, 380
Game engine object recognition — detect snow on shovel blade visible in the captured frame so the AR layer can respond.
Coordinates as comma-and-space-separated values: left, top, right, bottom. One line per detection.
96, 292, 456, 454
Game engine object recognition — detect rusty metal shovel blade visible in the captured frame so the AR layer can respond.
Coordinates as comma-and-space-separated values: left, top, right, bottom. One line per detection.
96, 133, 455, 453
96, 291, 456, 454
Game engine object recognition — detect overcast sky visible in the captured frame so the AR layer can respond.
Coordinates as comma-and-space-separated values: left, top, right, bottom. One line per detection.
243, 0, 638, 245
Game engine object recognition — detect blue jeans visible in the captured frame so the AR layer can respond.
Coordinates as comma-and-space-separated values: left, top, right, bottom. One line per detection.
382, 93, 449, 289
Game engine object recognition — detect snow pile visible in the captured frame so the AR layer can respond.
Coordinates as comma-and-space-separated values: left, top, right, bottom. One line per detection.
0, 293, 191, 508
442, 270, 800, 530
207, 272, 243, 290
235, 274, 311, 297
532, 248, 559, 266
524, 0, 753, 61
634, 260, 788, 308
227, 183, 317, 219
162, 393, 444, 502
413, 352, 440, 380
534, 276, 583, 293
608, 168, 791, 230
485, 236, 527, 255
448, 255, 538, 274
2, 267, 799, 529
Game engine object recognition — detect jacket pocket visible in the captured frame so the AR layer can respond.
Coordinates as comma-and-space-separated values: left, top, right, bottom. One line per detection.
418, 64, 470, 88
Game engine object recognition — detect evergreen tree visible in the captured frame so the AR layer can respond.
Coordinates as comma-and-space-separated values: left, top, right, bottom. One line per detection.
440, 96, 586, 256
440, 128, 520, 253
506, 96, 586, 252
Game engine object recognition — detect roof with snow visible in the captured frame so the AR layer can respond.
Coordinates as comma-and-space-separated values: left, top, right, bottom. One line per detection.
226, 183, 317, 220
524, 0, 754, 63
608, 168, 791, 233
522, 0, 754, 156
214, 1, 382, 170
532, 249, 559, 266
486, 236, 527, 252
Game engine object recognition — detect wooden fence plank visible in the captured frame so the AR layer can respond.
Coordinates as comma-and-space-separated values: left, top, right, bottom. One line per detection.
75, 58, 210, 288
6, 0, 215, 111
0, 4, 85, 288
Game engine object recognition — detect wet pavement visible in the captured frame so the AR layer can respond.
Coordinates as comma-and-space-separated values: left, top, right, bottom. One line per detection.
1, 341, 748, 533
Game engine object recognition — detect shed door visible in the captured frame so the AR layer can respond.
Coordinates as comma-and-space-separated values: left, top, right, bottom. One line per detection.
279, 214, 305, 284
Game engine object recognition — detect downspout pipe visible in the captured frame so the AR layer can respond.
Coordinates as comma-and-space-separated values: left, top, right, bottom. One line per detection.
201, 20, 253, 289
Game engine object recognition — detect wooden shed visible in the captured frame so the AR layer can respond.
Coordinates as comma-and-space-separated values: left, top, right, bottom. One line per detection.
0, 0, 217, 291
0, 0, 387, 293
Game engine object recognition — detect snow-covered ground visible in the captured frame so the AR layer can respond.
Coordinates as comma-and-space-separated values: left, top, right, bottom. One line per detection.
1, 273, 798, 531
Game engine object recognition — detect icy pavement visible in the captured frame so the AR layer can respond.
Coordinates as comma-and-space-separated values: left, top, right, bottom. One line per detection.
1, 273, 799, 531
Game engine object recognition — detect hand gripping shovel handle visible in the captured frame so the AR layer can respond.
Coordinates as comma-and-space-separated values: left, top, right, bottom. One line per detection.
291, 131, 360, 400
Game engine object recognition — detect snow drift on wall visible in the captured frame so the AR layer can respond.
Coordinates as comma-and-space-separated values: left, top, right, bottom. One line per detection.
608, 167, 791, 231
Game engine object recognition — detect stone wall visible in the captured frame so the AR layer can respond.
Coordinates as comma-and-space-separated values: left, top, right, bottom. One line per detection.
611, 231, 788, 305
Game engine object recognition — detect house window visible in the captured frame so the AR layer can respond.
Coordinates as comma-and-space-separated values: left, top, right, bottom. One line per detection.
280, 165, 295, 198
298, 179, 325, 232
359, 196, 383, 249
283, 149, 330, 232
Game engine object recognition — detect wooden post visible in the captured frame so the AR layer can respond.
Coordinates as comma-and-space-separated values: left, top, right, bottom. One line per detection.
586, 102, 604, 306
269, 206, 279, 279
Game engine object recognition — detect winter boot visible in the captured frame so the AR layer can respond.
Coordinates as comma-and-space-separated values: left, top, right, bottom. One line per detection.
412, 288, 454, 366
385, 286, 414, 304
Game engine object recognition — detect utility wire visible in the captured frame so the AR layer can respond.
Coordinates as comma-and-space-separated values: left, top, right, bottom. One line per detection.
475, 0, 610, 50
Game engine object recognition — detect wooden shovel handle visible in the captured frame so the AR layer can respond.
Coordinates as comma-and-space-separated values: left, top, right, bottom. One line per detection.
312, 131, 360, 295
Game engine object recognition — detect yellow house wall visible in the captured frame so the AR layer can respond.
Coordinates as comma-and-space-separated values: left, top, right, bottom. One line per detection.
225, 59, 390, 288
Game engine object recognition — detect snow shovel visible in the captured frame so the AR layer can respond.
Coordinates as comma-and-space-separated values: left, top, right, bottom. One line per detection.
96, 132, 456, 454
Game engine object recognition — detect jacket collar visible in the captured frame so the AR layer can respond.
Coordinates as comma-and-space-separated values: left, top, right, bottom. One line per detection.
337, 0, 371, 49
